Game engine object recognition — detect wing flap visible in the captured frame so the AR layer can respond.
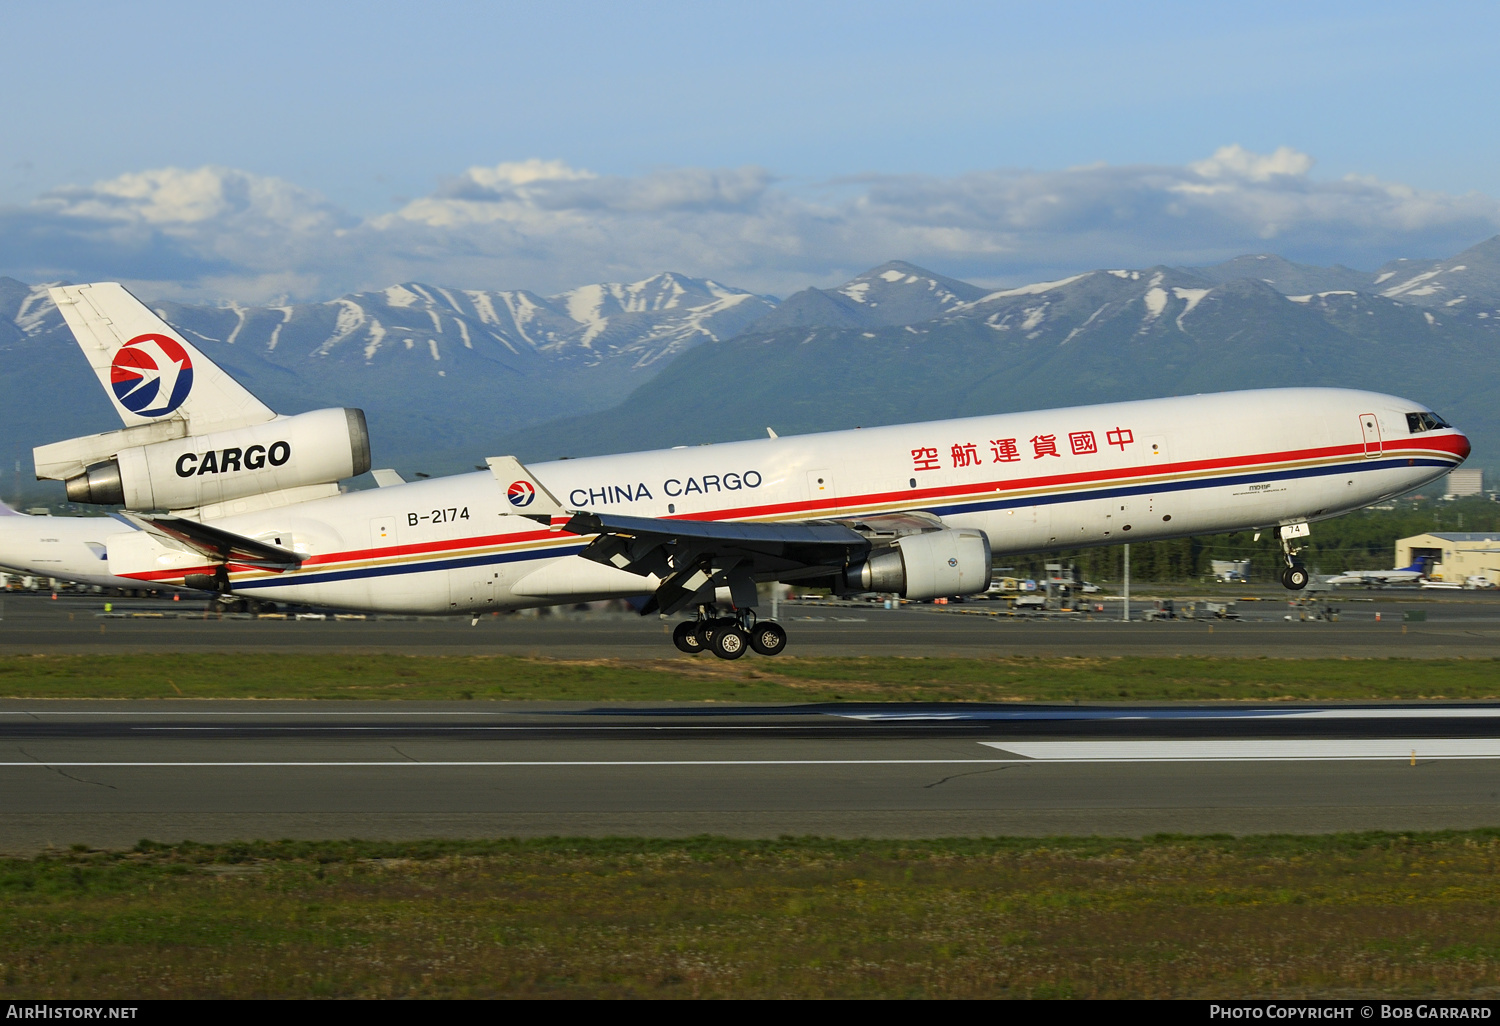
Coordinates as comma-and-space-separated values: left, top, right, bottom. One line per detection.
122, 513, 304, 570
565, 510, 869, 615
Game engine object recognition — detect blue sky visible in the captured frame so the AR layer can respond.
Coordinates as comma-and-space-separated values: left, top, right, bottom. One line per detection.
3, 0, 1498, 301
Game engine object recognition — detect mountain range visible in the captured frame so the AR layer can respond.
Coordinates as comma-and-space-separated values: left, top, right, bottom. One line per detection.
0, 273, 774, 491
497, 237, 1500, 476
2, 236, 1497, 501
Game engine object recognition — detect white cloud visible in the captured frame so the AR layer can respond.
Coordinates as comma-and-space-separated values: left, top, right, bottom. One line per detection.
1188, 144, 1316, 183
2, 148, 1497, 302
36, 165, 348, 233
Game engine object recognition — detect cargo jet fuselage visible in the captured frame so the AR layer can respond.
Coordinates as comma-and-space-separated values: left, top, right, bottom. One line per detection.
13, 283, 1473, 658
102, 388, 1467, 610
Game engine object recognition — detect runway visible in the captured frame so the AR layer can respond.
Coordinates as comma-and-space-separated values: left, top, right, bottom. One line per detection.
4, 699, 1499, 852
5, 589, 1500, 657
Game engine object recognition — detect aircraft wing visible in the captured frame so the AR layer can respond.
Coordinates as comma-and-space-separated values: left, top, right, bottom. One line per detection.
121, 513, 304, 570
565, 510, 870, 615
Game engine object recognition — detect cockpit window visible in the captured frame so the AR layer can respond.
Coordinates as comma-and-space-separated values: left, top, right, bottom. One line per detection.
1407, 411, 1451, 433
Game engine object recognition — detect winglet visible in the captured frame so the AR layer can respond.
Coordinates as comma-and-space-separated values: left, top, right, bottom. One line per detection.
485, 456, 568, 523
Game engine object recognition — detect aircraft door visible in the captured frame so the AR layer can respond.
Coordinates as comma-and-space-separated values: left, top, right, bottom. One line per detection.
1359, 413, 1382, 458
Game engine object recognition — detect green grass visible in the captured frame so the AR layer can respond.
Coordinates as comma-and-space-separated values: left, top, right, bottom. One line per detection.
1, 653, 1498, 702
4, 833, 1500, 998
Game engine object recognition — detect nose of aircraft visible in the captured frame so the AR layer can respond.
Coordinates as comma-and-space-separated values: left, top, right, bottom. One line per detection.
1454, 429, 1472, 462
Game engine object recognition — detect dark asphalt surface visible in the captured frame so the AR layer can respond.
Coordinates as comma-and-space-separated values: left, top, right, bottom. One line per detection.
4, 699, 1500, 852
4, 590, 1499, 850
3, 589, 1500, 657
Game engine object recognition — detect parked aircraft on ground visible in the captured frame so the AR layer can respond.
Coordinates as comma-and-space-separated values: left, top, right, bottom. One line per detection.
13, 283, 1474, 658
1323, 558, 1433, 588
0, 500, 155, 591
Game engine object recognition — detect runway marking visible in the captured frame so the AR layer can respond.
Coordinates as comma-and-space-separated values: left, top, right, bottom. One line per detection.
10, 738, 1500, 768
0, 759, 1021, 768
842, 707, 1500, 721
980, 739, 1500, 761
5, 705, 1500, 722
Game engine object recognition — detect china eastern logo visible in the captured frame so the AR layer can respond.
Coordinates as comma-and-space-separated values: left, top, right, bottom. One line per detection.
507, 480, 536, 507
110, 333, 194, 417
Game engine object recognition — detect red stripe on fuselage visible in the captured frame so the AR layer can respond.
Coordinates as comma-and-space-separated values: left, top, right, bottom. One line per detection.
119, 433, 1467, 585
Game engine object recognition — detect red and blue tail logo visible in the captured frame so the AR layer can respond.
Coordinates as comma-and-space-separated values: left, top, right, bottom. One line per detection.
507, 480, 536, 507
111, 334, 194, 417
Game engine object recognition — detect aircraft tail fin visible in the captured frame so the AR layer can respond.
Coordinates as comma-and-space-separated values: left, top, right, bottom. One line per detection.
49, 283, 276, 433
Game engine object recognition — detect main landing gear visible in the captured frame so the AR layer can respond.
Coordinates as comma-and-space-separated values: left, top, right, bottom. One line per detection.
1278, 523, 1311, 591
672, 606, 788, 660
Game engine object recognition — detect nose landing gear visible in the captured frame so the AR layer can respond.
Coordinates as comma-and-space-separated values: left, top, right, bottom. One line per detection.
672, 605, 787, 659
1278, 522, 1311, 591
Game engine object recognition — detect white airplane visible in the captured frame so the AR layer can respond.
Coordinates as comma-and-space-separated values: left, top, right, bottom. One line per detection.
0, 500, 154, 591
10, 282, 1472, 658
1323, 558, 1433, 588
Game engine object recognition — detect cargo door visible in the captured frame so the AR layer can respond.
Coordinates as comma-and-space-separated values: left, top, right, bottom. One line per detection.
1359, 413, 1382, 458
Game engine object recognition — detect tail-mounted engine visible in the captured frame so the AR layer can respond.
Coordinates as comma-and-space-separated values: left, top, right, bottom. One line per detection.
843, 528, 992, 600
35, 408, 371, 511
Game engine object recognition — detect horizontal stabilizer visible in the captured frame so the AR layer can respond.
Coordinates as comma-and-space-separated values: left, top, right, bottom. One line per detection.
122, 513, 303, 570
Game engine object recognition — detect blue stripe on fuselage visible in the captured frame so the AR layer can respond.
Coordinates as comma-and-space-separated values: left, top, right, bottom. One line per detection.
232, 542, 589, 591
924, 456, 1456, 517
232, 454, 1456, 592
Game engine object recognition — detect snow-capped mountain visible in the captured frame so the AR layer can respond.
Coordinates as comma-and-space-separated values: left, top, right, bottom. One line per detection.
1179, 254, 1372, 296
497, 240, 1500, 471
745, 260, 988, 332
1367, 236, 1500, 309
0, 272, 776, 483
148, 272, 775, 372
6, 236, 1500, 498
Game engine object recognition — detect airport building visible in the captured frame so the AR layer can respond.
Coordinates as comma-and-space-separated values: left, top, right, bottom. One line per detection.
1445, 469, 1484, 497
1396, 532, 1500, 585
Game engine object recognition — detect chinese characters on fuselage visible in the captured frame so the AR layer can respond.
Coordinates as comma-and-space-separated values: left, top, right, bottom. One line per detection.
912, 427, 1135, 472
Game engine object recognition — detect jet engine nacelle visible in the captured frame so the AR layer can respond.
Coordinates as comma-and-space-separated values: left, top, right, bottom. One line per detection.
64, 408, 371, 511
844, 528, 992, 600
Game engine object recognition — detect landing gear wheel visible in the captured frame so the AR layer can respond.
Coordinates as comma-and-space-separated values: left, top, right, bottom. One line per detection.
711, 626, 749, 660
695, 616, 736, 650
748, 620, 787, 656
673, 620, 705, 655
1281, 564, 1309, 590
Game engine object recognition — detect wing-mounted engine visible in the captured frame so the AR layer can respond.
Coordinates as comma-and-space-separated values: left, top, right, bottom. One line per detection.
565, 507, 992, 614
840, 528, 993, 600
34, 408, 372, 512
813, 512, 993, 600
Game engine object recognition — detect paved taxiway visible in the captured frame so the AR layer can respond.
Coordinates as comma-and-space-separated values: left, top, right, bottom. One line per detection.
4, 590, 1500, 657
4, 700, 1500, 852
4, 591, 1500, 850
